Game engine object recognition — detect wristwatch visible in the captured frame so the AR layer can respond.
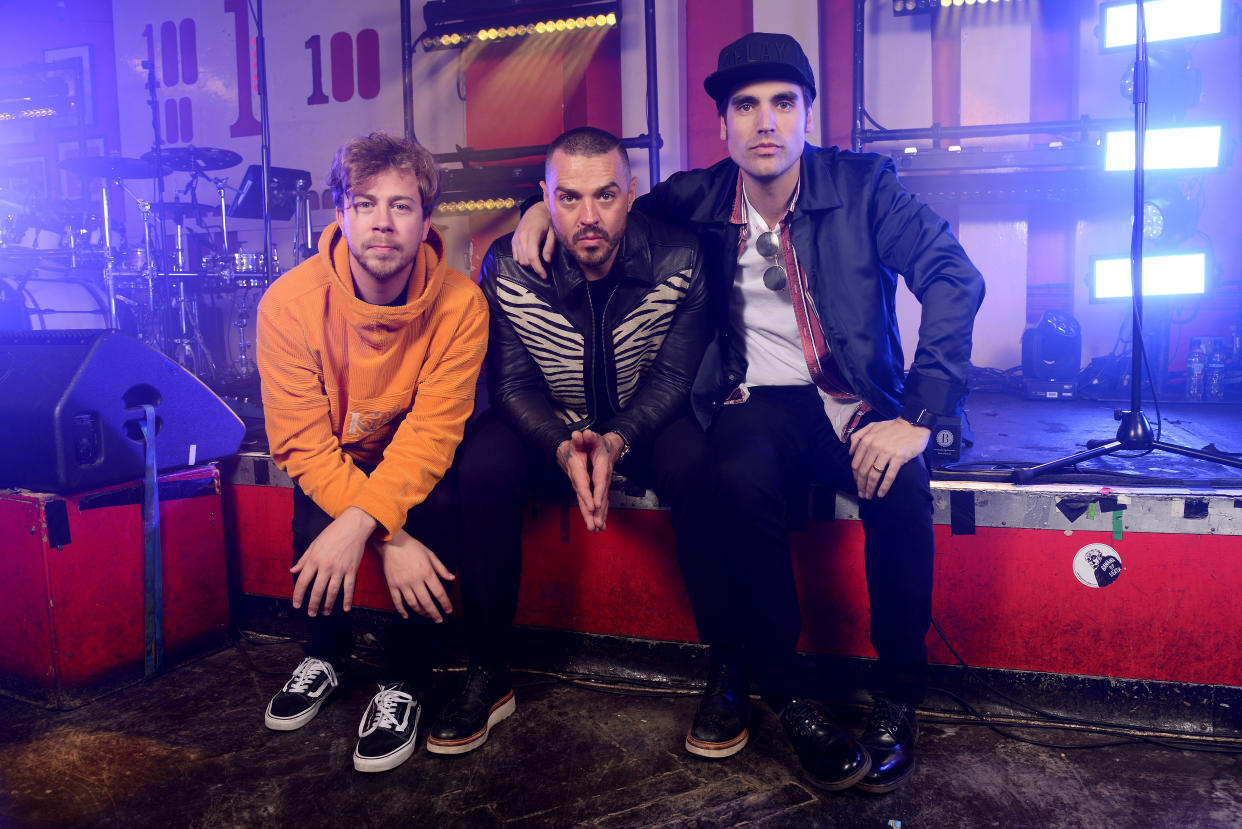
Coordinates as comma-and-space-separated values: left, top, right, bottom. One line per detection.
610, 431, 630, 462
899, 406, 938, 430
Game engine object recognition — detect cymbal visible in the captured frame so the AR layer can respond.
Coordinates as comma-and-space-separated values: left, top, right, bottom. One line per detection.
60, 155, 169, 179
144, 146, 242, 172
151, 200, 219, 219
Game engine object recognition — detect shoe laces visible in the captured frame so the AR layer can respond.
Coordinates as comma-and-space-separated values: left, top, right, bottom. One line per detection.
359, 684, 414, 737
463, 665, 491, 696
783, 700, 823, 737
867, 696, 909, 737
284, 657, 337, 694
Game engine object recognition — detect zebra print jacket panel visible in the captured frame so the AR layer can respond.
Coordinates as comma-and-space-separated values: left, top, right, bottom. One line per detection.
479, 212, 710, 464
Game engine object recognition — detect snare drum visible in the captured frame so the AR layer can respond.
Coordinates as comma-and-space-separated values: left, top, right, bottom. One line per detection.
231, 252, 264, 273
0, 275, 109, 330
116, 246, 149, 274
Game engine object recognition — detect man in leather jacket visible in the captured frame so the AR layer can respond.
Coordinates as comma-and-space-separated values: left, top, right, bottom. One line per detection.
425, 126, 712, 757
514, 35, 984, 794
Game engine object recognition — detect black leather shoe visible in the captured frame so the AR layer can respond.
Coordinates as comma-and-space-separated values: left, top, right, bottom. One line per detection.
685, 661, 750, 758
854, 696, 918, 793
779, 699, 871, 790
426, 665, 515, 755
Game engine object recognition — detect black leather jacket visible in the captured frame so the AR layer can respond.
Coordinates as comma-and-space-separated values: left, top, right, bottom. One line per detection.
480, 212, 709, 462
637, 144, 985, 425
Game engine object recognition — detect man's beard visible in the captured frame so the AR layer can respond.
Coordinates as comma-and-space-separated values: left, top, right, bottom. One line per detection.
561, 223, 621, 269
351, 239, 415, 281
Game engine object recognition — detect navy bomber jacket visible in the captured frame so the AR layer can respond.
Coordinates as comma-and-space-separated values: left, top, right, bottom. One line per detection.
636, 144, 986, 427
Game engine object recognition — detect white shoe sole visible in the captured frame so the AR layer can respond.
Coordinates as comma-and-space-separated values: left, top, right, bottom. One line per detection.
354, 737, 418, 773
426, 691, 516, 755
264, 692, 331, 731
354, 704, 422, 773
685, 728, 749, 759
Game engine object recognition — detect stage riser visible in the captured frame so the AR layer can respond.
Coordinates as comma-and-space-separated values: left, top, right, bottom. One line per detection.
0, 466, 230, 709
223, 455, 1242, 690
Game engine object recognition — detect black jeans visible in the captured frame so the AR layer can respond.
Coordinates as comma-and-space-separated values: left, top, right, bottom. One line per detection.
292, 467, 460, 692
680, 385, 935, 708
455, 409, 711, 670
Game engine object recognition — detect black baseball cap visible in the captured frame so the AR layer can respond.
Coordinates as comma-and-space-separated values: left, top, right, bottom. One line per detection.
703, 32, 817, 108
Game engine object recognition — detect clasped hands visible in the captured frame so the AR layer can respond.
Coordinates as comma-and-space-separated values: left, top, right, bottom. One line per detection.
290, 505, 454, 623
556, 429, 625, 533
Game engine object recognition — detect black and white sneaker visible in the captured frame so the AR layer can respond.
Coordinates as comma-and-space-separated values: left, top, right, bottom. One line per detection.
264, 657, 339, 731
353, 683, 422, 773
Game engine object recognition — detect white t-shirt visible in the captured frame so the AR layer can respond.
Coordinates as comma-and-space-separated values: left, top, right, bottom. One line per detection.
730, 185, 864, 441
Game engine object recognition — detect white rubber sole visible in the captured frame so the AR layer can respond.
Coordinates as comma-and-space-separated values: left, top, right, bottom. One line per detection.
264, 692, 332, 732
354, 705, 423, 773
685, 728, 749, 759
353, 737, 418, 773
426, 691, 516, 755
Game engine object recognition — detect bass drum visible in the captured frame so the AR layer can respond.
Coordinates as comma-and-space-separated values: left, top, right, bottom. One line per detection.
0, 274, 108, 330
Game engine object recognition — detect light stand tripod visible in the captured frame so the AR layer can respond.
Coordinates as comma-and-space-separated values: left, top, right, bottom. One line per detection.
1014, 0, 1242, 483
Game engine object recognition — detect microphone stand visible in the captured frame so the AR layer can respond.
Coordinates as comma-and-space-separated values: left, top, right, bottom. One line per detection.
1013, 0, 1242, 482
253, 0, 275, 287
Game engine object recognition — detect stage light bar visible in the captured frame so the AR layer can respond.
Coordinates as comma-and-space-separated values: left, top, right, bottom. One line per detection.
1090, 252, 1207, 301
436, 197, 519, 215
894, 0, 1017, 14
0, 106, 59, 122
1103, 125, 1223, 171
1100, 0, 1225, 51
422, 12, 617, 50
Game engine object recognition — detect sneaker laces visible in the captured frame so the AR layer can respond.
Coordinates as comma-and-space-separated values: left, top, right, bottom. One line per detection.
283, 657, 337, 694
358, 685, 414, 738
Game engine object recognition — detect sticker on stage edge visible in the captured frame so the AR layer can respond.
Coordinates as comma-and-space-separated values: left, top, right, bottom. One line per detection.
1073, 542, 1122, 588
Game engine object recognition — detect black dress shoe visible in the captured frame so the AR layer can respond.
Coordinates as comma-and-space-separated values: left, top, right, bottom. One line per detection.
426, 665, 515, 755
854, 695, 918, 794
685, 661, 750, 758
779, 699, 871, 790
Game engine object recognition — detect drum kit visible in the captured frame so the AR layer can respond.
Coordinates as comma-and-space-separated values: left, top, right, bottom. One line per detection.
0, 146, 313, 386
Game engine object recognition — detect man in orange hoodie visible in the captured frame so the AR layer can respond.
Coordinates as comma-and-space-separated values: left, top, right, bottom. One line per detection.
256, 132, 488, 773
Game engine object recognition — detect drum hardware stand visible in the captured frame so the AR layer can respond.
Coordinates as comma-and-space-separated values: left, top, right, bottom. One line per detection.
230, 289, 257, 379
141, 60, 171, 281
293, 176, 313, 267
169, 278, 217, 380
113, 176, 164, 350
99, 175, 120, 328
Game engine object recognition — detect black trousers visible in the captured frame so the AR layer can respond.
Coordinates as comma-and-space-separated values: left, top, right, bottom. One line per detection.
455, 409, 710, 670
292, 467, 460, 692
680, 385, 935, 708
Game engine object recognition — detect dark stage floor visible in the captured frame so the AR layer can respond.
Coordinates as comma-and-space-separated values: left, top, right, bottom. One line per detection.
951, 391, 1242, 487
2, 639, 1241, 828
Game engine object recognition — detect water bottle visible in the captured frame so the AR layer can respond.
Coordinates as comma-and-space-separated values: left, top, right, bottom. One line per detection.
1206, 347, 1227, 401
1187, 347, 1206, 400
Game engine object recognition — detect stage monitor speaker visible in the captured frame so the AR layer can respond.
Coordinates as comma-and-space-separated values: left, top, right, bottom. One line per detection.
1022, 310, 1082, 382
0, 330, 245, 493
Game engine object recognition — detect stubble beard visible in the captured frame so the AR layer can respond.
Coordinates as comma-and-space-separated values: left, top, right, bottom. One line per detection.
561, 224, 620, 271
352, 240, 415, 283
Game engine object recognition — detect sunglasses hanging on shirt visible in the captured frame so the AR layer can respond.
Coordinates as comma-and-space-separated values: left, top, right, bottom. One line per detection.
756, 230, 787, 292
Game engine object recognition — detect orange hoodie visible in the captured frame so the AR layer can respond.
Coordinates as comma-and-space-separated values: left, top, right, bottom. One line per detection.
257, 222, 487, 538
